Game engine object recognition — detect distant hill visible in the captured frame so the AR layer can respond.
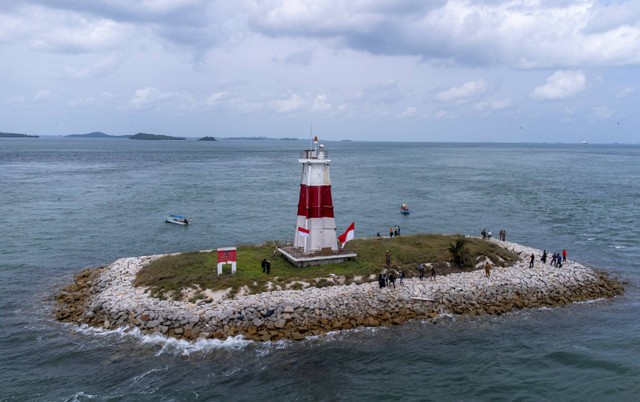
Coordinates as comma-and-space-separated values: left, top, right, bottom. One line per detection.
129, 133, 186, 141
66, 132, 129, 139
198, 136, 217, 141
0, 132, 39, 138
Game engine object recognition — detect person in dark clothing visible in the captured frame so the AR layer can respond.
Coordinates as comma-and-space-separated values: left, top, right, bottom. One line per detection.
399, 271, 405, 285
430, 265, 436, 282
266, 260, 271, 274
418, 263, 425, 280
385, 251, 391, 268
389, 273, 396, 288
541, 250, 547, 264
529, 253, 535, 268
261, 258, 267, 273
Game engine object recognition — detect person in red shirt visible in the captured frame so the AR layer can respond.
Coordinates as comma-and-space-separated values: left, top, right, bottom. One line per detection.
562, 249, 567, 262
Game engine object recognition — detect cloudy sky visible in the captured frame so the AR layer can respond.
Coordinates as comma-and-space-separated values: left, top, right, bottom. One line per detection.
1, 0, 639, 142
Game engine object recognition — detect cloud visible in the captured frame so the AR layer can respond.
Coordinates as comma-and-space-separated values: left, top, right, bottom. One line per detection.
206, 91, 228, 105
62, 54, 120, 79
530, 71, 586, 100
616, 88, 634, 98
397, 106, 417, 118
592, 106, 614, 119
33, 90, 52, 101
311, 94, 332, 112
21, 7, 136, 53
284, 48, 315, 66
475, 98, 511, 111
250, 0, 640, 69
436, 79, 487, 103
67, 97, 96, 107
129, 87, 174, 110
272, 91, 305, 113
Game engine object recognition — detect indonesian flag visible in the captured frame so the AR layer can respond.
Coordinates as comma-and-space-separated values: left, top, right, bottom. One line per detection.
338, 222, 355, 247
298, 226, 310, 237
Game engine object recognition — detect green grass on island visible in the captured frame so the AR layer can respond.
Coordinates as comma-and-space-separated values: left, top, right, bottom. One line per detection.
134, 234, 519, 301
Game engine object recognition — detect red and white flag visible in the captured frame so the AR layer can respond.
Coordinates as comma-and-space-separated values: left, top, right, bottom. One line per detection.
297, 226, 310, 237
338, 222, 355, 247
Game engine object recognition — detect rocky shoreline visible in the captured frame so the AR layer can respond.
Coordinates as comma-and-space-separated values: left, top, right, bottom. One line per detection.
55, 241, 624, 342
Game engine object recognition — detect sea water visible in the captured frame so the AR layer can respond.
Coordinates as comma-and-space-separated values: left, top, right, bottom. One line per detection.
0, 138, 639, 401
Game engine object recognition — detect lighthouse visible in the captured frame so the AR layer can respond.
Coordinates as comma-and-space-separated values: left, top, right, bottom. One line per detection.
294, 136, 338, 253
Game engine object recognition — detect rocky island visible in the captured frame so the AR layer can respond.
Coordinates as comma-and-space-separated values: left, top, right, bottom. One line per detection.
56, 237, 623, 342
0, 132, 39, 138
129, 132, 186, 140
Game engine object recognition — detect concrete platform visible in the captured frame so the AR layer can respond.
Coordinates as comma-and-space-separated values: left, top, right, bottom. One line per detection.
277, 246, 357, 267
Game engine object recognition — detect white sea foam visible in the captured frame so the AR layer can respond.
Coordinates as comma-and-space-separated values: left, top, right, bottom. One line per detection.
131, 366, 168, 384
73, 324, 253, 355
63, 391, 100, 401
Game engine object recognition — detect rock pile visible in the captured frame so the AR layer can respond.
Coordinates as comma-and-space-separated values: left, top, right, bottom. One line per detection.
56, 242, 624, 342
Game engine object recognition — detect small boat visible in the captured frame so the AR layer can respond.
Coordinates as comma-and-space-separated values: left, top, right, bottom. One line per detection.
166, 214, 190, 225
400, 203, 410, 215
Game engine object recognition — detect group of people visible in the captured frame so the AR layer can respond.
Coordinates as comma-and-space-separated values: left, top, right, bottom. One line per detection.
481, 228, 507, 241
418, 263, 436, 281
540, 249, 567, 267
374, 225, 401, 238
260, 258, 271, 274
378, 272, 402, 288
532, 249, 567, 268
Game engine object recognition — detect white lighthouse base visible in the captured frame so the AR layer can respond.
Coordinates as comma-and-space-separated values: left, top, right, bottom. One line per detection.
277, 246, 357, 268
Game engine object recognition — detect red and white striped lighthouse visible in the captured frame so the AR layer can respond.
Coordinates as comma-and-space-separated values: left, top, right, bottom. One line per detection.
294, 136, 338, 253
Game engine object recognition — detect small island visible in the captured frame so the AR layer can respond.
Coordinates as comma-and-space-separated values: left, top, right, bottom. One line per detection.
55, 234, 623, 342
0, 132, 39, 138
66, 132, 129, 139
129, 132, 186, 140
198, 136, 217, 141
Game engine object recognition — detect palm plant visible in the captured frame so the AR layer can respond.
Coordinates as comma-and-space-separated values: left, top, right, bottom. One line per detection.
449, 238, 467, 267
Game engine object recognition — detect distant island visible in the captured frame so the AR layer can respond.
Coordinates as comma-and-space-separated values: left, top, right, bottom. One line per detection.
129, 133, 186, 141
65, 132, 186, 140
66, 132, 129, 139
0, 132, 39, 138
198, 136, 217, 141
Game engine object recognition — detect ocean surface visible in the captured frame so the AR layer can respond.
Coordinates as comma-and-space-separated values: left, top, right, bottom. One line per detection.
1, 138, 638, 401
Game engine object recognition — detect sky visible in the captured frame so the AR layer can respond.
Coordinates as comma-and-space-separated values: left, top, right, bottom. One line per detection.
1, 0, 639, 143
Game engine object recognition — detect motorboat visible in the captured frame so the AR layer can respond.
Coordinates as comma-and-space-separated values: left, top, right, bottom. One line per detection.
166, 214, 190, 225
400, 203, 410, 215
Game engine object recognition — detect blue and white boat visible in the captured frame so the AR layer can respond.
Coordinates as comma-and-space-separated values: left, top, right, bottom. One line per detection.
166, 214, 190, 225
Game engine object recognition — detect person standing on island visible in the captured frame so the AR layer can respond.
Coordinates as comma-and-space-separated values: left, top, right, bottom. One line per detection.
385, 250, 391, 268
399, 270, 405, 286
562, 249, 567, 262
484, 262, 491, 277
389, 227, 394, 238
389, 272, 396, 288
418, 263, 425, 280
541, 250, 547, 264
430, 265, 436, 282
261, 258, 267, 273
529, 253, 535, 268
266, 259, 271, 274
